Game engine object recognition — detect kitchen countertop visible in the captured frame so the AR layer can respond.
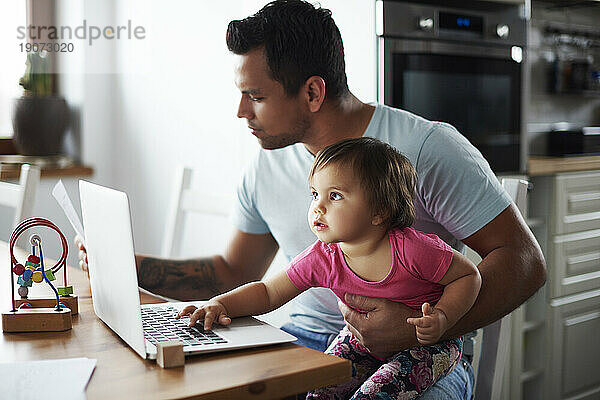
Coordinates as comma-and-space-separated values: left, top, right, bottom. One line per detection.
528, 155, 600, 176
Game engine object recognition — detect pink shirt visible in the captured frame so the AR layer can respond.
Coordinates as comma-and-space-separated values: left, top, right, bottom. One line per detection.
286, 227, 453, 310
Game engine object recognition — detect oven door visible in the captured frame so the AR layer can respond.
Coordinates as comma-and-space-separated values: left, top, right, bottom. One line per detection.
379, 39, 523, 173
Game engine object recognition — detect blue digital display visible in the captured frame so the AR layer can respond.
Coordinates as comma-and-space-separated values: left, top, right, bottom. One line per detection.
456, 18, 470, 27
439, 12, 483, 35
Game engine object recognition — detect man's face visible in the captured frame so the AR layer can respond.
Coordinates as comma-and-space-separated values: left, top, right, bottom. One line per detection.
234, 48, 311, 149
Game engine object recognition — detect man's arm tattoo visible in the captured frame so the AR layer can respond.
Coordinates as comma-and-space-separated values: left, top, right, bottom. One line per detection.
138, 257, 222, 299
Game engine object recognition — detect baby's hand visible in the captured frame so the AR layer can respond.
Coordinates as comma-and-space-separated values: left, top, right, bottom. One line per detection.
406, 303, 448, 345
175, 302, 231, 331
175, 305, 199, 321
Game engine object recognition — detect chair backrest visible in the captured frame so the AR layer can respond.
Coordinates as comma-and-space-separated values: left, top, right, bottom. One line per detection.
0, 164, 41, 230
161, 166, 233, 258
475, 178, 529, 400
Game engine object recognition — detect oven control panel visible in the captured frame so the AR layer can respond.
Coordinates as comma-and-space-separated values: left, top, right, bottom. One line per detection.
377, 1, 526, 46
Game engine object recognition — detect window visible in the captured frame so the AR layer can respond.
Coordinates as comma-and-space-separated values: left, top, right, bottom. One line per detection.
0, 1, 27, 136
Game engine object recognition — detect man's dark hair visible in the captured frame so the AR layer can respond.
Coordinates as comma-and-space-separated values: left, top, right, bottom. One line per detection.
226, 0, 349, 100
309, 137, 417, 230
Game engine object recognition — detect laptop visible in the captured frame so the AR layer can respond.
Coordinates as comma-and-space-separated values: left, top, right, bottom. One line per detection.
79, 180, 296, 360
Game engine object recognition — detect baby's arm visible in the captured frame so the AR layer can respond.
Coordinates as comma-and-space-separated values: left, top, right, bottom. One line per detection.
176, 270, 302, 330
407, 250, 481, 345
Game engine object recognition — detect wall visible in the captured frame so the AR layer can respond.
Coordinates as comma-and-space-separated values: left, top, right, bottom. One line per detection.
0, 0, 115, 269
0, 1, 375, 299
1, 0, 119, 269
106, 0, 377, 260
1, 1, 374, 315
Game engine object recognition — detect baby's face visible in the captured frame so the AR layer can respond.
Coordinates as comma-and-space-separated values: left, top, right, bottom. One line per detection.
307, 164, 375, 244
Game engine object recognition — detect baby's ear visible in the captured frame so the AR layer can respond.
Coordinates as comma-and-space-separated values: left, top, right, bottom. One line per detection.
371, 214, 385, 226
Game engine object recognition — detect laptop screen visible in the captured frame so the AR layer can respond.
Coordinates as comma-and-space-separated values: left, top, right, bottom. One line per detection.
80, 180, 147, 359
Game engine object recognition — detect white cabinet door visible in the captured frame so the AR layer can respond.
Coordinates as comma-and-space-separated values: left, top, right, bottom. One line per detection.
549, 289, 600, 400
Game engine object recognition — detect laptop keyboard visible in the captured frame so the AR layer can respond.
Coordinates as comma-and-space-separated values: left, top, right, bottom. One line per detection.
141, 305, 228, 346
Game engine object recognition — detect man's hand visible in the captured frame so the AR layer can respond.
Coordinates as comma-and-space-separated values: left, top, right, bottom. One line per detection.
339, 293, 421, 357
74, 235, 89, 273
406, 303, 448, 345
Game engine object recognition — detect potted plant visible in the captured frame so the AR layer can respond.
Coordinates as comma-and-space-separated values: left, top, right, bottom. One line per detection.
12, 52, 69, 156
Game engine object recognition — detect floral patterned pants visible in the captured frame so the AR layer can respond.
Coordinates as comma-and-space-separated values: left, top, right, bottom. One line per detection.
306, 326, 463, 400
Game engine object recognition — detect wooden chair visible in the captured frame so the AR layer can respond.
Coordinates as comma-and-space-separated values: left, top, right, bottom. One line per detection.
0, 164, 41, 230
474, 178, 529, 400
161, 165, 233, 258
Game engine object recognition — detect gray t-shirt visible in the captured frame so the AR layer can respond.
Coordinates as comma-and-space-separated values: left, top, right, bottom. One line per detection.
232, 104, 511, 338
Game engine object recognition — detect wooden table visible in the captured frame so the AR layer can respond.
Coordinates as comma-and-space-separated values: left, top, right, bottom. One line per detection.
0, 241, 351, 399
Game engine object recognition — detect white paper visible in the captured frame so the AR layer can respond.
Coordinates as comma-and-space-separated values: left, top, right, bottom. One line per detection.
52, 180, 85, 242
0, 357, 96, 399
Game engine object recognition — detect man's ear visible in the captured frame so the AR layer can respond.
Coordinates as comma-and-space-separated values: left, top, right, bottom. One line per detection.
303, 76, 326, 113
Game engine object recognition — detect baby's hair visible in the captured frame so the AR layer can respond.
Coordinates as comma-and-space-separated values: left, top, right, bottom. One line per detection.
309, 137, 417, 230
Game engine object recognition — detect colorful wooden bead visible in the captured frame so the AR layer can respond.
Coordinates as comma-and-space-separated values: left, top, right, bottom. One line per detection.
32, 271, 44, 283
13, 264, 25, 276
57, 286, 74, 296
17, 276, 33, 287
18, 302, 32, 308
28, 255, 40, 264
44, 269, 56, 281
18, 286, 29, 297
23, 269, 33, 281
25, 261, 39, 269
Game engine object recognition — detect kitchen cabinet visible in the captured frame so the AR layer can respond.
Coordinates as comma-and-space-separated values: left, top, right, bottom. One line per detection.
549, 289, 600, 400
551, 230, 600, 298
524, 170, 600, 400
551, 172, 600, 235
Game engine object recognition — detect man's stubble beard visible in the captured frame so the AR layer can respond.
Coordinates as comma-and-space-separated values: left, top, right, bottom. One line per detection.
257, 114, 312, 150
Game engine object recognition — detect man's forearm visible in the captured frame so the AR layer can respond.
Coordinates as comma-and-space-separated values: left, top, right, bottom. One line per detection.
442, 244, 546, 340
136, 255, 244, 301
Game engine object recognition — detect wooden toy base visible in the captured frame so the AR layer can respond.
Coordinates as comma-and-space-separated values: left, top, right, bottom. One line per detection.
156, 340, 185, 368
15, 295, 79, 315
2, 307, 72, 332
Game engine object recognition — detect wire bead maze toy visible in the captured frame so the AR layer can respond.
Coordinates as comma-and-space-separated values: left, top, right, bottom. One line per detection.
2, 217, 77, 332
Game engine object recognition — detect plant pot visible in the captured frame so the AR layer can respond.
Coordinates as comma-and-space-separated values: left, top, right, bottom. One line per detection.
12, 96, 70, 156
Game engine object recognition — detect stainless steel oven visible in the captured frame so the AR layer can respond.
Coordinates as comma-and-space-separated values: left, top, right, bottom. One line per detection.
377, 0, 528, 173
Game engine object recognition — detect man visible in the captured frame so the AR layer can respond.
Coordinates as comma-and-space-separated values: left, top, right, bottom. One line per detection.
78, 1, 546, 398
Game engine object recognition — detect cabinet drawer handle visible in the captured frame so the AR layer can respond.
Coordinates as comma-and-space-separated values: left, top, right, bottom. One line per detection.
562, 270, 600, 286
565, 311, 600, 327
551, 288, 600, 307
564, 211, 600, 224
568, 192, 600, 203
554, 228, 600, 243
567, 252, 600, 266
